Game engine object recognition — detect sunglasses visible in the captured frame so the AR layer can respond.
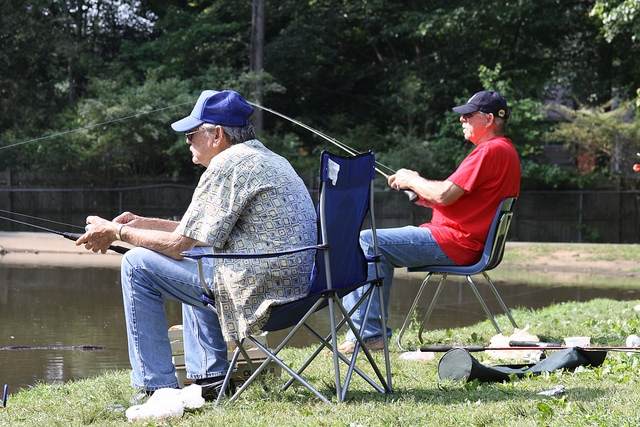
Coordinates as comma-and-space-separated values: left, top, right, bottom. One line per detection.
462, 111, 489, 120
185, 128, 205, 142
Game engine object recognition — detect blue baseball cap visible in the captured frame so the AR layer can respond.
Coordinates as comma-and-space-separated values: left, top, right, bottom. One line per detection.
171, 90, 254, 131
452, 90, 510, 119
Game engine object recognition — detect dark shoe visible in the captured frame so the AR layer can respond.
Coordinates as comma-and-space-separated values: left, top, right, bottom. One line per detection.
195, 376, 236, 402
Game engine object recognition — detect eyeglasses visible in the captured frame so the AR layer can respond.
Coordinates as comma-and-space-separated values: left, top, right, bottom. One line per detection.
185, 128, 205, 142
462, 111, 488, 120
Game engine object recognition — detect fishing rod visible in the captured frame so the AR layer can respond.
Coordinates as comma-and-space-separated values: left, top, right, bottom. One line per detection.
0, 214, 128, 255
248, 100, 419, 203
420, 342, 640, 353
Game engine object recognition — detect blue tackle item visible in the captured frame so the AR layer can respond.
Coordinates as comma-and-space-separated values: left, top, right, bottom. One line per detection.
2, 384, 8, 408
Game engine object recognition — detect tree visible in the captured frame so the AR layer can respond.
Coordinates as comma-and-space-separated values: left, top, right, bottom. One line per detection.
2, 0, 640, 190
591, 0, 640, 42
549, 101, 640, 177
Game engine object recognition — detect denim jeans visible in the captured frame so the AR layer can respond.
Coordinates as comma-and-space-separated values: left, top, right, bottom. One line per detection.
342, 226, 455, 343
120, 247, 229, 391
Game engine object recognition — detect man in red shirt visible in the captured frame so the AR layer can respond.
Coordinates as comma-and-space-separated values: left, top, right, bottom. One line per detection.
340, 90, 521, 353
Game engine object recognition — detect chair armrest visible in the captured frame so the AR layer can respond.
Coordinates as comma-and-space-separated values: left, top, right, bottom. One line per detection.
181, 244, 329, 260
365, 254, 381, 263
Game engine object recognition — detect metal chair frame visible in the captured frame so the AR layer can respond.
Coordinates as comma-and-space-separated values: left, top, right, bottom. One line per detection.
183, 151, 392, 405
397, 197, 519, 351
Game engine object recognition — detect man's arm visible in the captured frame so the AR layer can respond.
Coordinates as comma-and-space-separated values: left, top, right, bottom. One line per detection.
113, 211, 180, 232
389, 169, 465, 206
118, 226, 197, 259
77, 215, 198, 260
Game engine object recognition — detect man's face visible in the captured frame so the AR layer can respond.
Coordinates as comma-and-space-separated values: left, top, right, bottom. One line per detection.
459, 111, 491, 145
185, 126, 226, 167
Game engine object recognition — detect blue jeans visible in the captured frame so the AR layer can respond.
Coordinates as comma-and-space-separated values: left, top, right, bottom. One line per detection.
121, 247, 229, 391
342, 226, 455, 343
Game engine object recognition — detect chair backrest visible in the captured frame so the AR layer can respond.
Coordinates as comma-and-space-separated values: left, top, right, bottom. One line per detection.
483, 197, 517, 271
309, 151, 377, 295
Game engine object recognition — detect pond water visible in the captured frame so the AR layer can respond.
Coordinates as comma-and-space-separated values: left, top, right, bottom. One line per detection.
1, 264, 638, 395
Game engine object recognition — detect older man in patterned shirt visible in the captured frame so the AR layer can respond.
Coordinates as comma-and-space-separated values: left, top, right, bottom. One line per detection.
78, 90, 317, 402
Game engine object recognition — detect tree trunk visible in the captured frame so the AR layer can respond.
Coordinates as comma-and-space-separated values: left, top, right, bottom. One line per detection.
251, 0, 265, 134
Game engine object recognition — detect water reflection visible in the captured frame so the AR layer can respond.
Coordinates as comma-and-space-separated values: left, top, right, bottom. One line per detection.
0, 264, 638, 394
0, 265, 181, 395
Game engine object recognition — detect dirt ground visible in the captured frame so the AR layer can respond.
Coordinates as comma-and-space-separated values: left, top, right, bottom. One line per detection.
1, 232, 637, 278
499, 241, 639, 278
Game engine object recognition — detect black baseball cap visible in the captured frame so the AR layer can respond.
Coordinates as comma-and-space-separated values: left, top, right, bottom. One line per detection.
452, 90, 510, 119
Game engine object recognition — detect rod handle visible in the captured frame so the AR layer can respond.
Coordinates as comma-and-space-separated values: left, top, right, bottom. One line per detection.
420, 345, 486, 352
404, 190, 418, 203
62, 232, 129, 255
509, 341, 563, 348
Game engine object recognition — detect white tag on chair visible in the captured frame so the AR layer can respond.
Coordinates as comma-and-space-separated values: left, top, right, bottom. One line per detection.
327, 159, 340, 185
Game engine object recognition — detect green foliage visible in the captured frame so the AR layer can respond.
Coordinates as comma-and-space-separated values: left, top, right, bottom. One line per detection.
62, 72, 197, 185
2, 0, 640, 190
591, 0, 640, 42
548, 101, 640, 176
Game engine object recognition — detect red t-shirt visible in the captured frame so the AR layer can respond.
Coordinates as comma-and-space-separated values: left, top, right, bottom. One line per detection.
422, 136, 521, 265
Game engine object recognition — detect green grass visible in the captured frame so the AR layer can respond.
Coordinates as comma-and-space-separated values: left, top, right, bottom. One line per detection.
2, 298, 640, 426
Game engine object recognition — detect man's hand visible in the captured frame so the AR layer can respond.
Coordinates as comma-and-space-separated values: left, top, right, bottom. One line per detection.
388, 168, 420, 191
113, 211, 140, 227
389, 169, 465, 206
76, 215, 118, 254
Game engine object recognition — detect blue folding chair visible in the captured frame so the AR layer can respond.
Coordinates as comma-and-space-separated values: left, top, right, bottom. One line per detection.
182, 151, 392, 405
396, 197, 519, 351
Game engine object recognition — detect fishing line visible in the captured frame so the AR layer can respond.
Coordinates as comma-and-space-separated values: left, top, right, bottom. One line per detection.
0, 101, 193, 151
0, 209, 84, 230
0, 214, 128, 254
1, 94, 418, 201
248, 100, 419, 202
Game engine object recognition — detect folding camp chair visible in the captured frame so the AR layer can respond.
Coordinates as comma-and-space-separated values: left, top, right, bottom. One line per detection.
182, 151, 392, 405
396, 197, 519, 351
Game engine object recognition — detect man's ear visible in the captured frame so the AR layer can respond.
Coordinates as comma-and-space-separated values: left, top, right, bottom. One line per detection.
485, 113, 495, 126
209, 125, 222, 143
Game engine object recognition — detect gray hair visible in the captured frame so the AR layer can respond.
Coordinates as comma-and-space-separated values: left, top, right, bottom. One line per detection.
477, 112, 507, 135
201, 123, 256, 145
493, 116, 507, 135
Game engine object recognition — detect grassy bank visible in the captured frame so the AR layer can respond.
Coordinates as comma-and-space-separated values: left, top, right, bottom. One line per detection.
2, 297, 640, 426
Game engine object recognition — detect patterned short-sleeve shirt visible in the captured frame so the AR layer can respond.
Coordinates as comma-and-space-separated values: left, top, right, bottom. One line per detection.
175, 140, 317, 341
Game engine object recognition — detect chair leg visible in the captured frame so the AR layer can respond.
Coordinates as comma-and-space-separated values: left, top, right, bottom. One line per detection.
218, 338, 274, 406
465, 275, 502, 334
215, 343, 243, 407
482, 272, 519, 329
335, 295, 389, 395
281, 291, 382, 394
397, 272, 436, 351
327, 293, 343, 402
417, 274, 449, 345
376, 280, 393, 391
230, 335, 333, 405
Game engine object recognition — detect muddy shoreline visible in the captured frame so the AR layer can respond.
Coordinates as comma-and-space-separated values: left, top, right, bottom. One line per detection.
1, 232, 637, 279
